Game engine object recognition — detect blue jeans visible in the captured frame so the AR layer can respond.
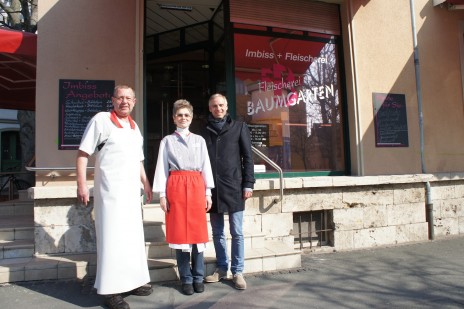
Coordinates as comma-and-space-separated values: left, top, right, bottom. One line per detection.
210, 211, 244, 275
176, 245, 204, 284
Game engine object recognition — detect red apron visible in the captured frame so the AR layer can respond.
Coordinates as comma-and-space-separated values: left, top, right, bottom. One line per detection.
165, 171, 209, 244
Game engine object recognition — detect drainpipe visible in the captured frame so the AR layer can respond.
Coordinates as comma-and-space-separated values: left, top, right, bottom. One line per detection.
425, 182, 434, 240
409, 0, 434, 240
348, 0, 364, 176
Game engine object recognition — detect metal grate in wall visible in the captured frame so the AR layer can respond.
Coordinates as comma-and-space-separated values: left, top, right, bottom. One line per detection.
293, 210, 333, 249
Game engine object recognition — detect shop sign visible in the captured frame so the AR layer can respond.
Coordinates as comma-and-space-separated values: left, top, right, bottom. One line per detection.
234, 33, 337, 117
234, 32, 344, 172
373, 92, 409, 147
58, 79, 115, 150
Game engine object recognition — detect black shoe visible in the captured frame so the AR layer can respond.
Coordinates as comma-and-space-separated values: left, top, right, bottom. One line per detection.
130, 284, 153, 296
193, 282, 204, 293
104, 294, 130, 309
182, 284, 194, 295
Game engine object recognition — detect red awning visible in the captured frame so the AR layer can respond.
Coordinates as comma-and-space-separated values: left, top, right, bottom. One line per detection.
0, 28, 36, 111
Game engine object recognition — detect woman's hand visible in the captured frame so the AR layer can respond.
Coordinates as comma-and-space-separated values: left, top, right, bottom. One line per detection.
143, 183, 153, 204
206, 195, 212, 212
160, 196, 169, 213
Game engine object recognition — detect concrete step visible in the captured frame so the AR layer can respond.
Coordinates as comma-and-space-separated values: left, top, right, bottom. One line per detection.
18, 190, 32, 202
0, 214, 268, 261
0, 202, 302, 283
0, 239, 35, 259
144, 232, 267, 259
0, 214, 35, 260
0, 200, 34, 216
0, 240, 301, 284
142, 203, 164, 221
147, 242, 301, 282
0, 214, 34, 241
0, 253, 96, 283
0, 226, 34, 242
143, 220, 164, 240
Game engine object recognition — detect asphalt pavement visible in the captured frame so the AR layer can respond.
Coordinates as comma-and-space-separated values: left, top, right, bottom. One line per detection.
1, 235, 463, 309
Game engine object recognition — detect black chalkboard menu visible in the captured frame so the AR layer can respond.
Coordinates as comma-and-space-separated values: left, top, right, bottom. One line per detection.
373, 93, 408, 147
248, 124, 269, 147
58, 79, 115, 150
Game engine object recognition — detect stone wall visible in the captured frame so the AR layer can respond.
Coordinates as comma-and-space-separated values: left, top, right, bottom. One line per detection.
248, 174, 464, 251
331, 183, 428, 250
432, 179, 464, 237
31, 187, 96, 255
29, 174, 464, 255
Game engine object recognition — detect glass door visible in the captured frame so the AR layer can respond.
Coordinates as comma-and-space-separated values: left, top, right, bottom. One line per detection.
144, 1, 226, 180
1, 130, 21, 172
145, 48, 225, 181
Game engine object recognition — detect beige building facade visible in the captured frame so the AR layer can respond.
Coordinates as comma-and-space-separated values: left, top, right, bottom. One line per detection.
34, 0, 464, 178
3, 0, 461, 283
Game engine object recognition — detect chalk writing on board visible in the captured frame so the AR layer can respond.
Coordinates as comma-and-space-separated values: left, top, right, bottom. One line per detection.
59, 79, 115, 150
373, 93, 408, 147
248, 124, 269, 147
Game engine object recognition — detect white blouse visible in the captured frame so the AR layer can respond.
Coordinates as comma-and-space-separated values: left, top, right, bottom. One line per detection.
152, 128, 214, 197
152, 128, 215, 252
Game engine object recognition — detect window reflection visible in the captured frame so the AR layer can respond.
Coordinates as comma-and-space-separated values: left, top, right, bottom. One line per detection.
234, 32, 345, 173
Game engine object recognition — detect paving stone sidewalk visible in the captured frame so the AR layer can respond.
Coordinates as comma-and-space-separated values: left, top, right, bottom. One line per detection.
1, 236, 463, 308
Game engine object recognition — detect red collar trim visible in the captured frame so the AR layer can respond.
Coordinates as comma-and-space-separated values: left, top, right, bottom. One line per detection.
110, 110, 135, 129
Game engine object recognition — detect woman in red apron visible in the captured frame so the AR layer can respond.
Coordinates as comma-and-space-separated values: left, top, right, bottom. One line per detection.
152, 99, 214, 295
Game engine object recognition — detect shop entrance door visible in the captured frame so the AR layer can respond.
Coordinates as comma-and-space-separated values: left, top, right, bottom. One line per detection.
144, 49, 225, 179
144, 1, 225, 179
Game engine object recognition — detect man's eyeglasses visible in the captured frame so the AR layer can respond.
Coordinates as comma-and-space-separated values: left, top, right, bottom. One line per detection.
176, 113, 191, 118
114, 96, 134, 102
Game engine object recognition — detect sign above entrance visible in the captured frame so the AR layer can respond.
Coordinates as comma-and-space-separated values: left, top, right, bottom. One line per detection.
58, 79, 115, 150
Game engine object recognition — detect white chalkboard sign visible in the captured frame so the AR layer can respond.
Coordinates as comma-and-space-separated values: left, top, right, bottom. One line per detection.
248, 124, 269, 147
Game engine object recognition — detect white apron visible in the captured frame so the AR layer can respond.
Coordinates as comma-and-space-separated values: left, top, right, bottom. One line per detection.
93, 125, 150, 295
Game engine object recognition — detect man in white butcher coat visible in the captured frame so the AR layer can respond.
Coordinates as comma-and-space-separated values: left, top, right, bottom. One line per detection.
77, 85, 153, 309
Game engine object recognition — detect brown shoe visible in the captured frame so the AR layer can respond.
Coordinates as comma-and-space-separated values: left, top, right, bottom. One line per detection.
232, 273, 247, 290
104, 294, 130, 309
130, 284, 153, 296
204, 268, 228, 283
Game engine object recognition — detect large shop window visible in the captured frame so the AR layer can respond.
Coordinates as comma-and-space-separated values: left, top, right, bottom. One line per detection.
234, 31, 345, 175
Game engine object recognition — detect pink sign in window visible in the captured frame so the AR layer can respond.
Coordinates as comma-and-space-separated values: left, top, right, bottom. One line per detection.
234, 32, 345, 173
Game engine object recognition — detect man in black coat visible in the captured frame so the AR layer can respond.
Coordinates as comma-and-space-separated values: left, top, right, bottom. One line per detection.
202, 93, 255, 290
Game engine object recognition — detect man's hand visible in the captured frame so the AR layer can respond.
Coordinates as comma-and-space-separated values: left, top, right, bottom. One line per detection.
206, 195, 212, 212
243, 190, 253, 200
77, 185, 90, 206
76, 150, 90, 206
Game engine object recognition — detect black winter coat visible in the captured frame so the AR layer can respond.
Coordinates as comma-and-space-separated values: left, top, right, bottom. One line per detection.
201, 114, 255, 213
